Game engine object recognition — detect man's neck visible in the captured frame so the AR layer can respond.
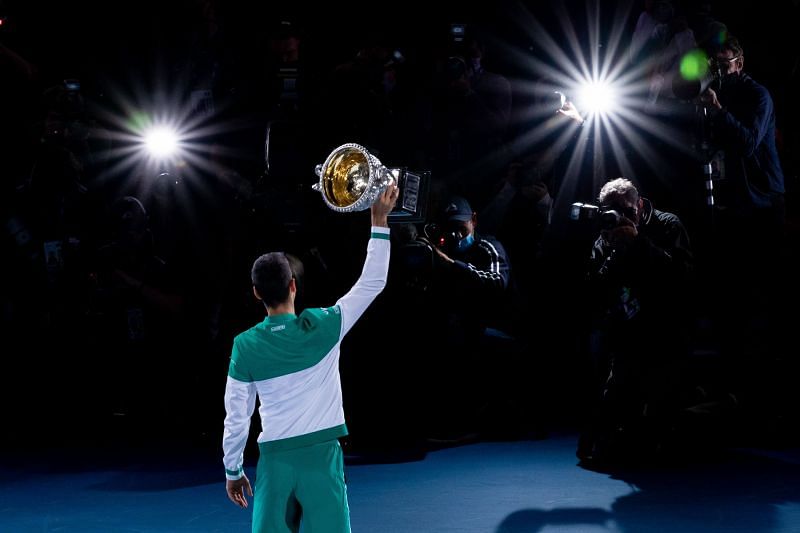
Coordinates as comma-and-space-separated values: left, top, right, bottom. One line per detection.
267, 303, 295, 316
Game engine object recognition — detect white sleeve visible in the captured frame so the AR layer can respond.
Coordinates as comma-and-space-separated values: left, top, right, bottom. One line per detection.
222, 376, 257, 480
335, 226, 390, 337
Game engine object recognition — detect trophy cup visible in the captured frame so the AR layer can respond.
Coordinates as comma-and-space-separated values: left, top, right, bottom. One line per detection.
313, 143, 427, 221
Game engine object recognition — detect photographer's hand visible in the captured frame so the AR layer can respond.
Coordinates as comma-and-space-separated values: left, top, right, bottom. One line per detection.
112, 268, 141, 291
604, 218, 638, 251
433, 246, 455, 265
557, 101, 585, 125
449, 74, 471, 97
699, 88, 722, 111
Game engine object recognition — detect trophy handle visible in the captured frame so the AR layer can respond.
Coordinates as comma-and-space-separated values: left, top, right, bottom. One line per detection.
312, 164, 323, 192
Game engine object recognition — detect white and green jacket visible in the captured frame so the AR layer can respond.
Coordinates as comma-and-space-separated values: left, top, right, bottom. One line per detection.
223, 226, 391, 480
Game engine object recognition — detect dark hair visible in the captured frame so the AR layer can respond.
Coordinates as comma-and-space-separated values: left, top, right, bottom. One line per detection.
715, 35, 743, 58
598, 177, 639, 206
251, 252, 293, 308
285, 252, 304, 306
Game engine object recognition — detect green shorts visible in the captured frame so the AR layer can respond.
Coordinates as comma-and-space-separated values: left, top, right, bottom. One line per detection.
253, 439, 350, 533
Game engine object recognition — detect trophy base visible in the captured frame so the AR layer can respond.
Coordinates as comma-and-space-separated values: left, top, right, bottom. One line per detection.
388, 169, 429, 225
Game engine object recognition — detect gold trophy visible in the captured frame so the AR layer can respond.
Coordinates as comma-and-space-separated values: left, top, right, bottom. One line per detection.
313, 143, 426, 220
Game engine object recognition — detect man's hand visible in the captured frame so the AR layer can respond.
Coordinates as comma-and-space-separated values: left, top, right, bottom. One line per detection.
226, 475, 253, 509
433, 246, 455, 264
699, 88, 722, 110
603, 217, 638, 251
113, 269, 143, 291
371, 184, 399, 227
557, 101, 585, 125
449, 76, 471, 96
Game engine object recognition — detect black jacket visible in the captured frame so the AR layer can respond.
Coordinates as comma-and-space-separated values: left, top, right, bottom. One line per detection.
587, 200, 693, 343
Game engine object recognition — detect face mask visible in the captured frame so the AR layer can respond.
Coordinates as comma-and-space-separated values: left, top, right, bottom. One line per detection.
383, 70, 396, 92
457, 232, 475, 252
469, 58, 482, 75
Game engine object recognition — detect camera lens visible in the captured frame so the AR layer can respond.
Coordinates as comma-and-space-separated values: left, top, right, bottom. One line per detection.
599, 209, 622, 230
446, 56, 467, 81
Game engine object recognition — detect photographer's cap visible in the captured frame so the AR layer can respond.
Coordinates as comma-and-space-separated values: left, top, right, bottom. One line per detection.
442, 195, 474, 222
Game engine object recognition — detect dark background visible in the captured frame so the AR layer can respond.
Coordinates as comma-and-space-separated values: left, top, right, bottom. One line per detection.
1, 0, 799, 457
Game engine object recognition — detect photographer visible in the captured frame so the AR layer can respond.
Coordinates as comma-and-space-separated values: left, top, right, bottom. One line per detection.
700, 35, 785, 223
699, 35, 787, 417
421, 195, 514, 441
578, 178, 693, 464
432, 31, 513, 206
430, 195, 511, 295
87, 196, 186, 423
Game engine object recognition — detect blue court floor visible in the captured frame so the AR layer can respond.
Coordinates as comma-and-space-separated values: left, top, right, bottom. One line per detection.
2, 432, 800, 532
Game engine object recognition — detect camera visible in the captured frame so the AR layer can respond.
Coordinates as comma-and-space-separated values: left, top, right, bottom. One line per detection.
672, 67, 720, 100
389, 222, 437, 293
418, 223, 453, 251
570, 202, 623, 230
551, 90, 567, 111
435, 229, 462, 252
43, 79, 84, 119
384, 49, 405, 69
445, 56, 467, 82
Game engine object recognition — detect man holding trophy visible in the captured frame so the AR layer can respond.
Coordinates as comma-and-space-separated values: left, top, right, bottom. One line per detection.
222, 164, 398, 532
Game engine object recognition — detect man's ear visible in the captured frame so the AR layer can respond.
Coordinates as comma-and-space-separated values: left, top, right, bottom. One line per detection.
252, 285, 262, 301
288, 278, 297, 297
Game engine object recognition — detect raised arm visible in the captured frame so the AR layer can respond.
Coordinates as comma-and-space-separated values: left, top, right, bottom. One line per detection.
335, 185, 398, 336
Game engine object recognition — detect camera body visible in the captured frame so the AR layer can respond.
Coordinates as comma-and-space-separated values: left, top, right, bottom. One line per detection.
419, 223, 461, 252
445, 55, 468, 82
551, 90, 567, 111
389, 223, 437, 294
570, 202, 623, 231
672, 68, 721, 100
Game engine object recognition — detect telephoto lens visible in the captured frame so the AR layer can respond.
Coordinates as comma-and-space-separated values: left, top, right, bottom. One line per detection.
599, 209, 622, 230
